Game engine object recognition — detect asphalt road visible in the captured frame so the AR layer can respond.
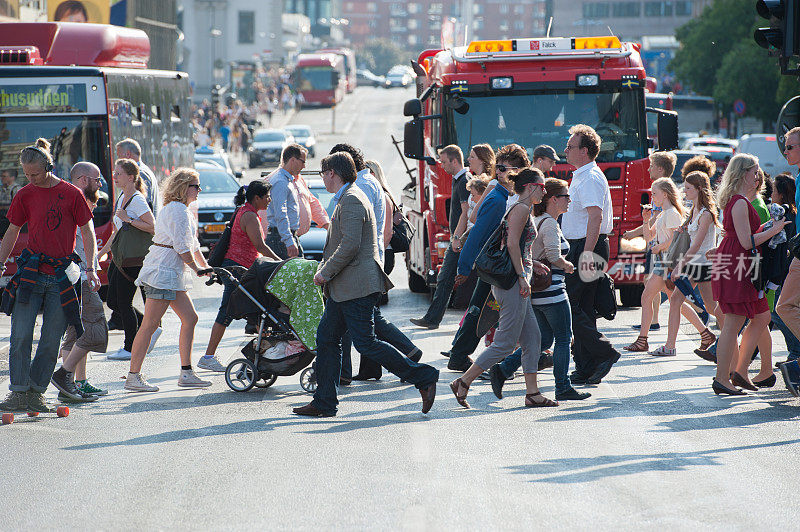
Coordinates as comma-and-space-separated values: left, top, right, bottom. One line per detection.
1, 86, 799, 530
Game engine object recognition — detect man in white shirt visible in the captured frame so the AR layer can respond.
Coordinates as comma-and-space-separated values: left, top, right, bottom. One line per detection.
561, 124, 620, 385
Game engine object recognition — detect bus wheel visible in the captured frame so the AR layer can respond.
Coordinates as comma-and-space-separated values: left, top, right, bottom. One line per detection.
619, 285, 644, 308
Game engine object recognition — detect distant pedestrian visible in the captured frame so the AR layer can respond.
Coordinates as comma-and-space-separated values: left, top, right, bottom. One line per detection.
116, 138, 160, 216
561, 125, 620, 385
712, 154, 787, 395
0, 140, 99, 413
124, 168, 214, 392
50, 162, 109, 401
261, 144, 306, 259
292, 152, 438, 417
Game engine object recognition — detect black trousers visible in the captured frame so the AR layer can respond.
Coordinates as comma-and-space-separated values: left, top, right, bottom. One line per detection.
565, 235, 619, 377
106, 262, 142, 352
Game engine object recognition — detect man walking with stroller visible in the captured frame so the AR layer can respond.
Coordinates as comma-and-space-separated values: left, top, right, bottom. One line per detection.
292, 152, 439, 417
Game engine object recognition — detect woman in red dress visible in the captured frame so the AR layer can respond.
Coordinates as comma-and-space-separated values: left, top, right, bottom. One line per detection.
711, 154, 788, 395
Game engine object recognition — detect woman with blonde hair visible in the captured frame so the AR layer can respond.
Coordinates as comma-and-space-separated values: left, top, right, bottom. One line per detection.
625, 177, 708, 352
124, 168, 213, 392
710, 154, 788, 395
649, 171, 720, 356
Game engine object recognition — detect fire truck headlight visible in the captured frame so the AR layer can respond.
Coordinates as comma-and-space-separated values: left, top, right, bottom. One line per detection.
577, 74, 599, 87
619, 236, 647, 254
490, 77, 513, 90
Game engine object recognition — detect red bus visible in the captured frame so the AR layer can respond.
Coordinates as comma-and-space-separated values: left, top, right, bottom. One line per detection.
402, 36, 678, 307
0, 22, 194, 284
317, 47, 357, 93
294, 53, 346, 107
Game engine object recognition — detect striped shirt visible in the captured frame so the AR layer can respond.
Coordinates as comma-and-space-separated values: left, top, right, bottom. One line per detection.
530, 215, 570, 306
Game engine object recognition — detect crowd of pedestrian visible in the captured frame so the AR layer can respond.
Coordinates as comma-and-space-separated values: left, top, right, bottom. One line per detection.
2, 122, 800, 416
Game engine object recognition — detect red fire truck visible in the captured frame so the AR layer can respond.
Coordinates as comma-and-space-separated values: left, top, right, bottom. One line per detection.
0, 22, 194, 284
317, 47, 357, 93
402, 36, 678, 307
294, 53, 347, 107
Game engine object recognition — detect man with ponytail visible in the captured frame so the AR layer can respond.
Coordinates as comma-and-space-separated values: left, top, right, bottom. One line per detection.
0, 139, 99, 413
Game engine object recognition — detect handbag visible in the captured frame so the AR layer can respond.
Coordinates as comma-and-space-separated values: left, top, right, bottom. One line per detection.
594, 272, 617, 320
110, 194, 153, 268
662, 219, 691, 269
389, 209, 414, 252
531, 218, 554, 292
474, 204, 530, 290
208, 206, 241, 267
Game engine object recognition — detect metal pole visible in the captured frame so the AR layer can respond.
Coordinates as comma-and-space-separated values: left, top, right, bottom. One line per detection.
331, 105, 336, 133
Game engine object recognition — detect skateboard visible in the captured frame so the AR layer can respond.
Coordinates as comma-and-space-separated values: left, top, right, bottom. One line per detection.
476, 292, 500, 338
1, 406, 69, 425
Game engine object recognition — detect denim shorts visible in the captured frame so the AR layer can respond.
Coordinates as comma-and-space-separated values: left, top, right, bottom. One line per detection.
142, 283, 178, 300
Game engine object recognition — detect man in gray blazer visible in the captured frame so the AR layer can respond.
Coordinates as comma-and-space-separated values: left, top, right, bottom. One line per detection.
293, 152, 438, 417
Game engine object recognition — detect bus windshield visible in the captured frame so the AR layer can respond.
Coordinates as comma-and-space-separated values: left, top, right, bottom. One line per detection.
0, 115, 112, 230
444, 89, 647, 163
297, 67, 334, 91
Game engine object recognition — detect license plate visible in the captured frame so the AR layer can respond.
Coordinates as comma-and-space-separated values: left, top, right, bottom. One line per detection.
204, 223, 226, 233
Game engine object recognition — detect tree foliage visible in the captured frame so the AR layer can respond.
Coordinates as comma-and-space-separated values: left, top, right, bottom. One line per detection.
355, 39, 413, 75
713, 38, 781, 123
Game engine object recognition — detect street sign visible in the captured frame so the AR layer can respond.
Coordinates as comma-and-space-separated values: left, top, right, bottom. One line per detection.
777, 95, 800, 151
733, 99, 746, 116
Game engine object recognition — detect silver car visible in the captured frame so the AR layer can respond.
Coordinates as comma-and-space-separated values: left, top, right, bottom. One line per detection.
248, 129, 295, 168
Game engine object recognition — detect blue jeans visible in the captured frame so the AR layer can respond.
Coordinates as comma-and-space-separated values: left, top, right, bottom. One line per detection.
341, 305, 419, 379
423, 244, 459, 325
496, 299, 573, 394
772, 287, 800, 360
312, 293, 439, 415
9, 274, 68, 393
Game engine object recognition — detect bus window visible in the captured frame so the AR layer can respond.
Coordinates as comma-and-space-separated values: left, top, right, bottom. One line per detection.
171, 105, 180, 121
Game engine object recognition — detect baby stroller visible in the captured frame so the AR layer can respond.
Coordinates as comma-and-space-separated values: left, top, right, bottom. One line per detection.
207, 257, 321, 393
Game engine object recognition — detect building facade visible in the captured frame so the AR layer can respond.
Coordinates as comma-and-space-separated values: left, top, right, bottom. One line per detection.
342, 0, 549, 52
179, 0, 283, 98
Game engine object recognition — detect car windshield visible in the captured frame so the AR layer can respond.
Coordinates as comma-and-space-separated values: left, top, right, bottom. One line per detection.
198, 169, 240, 193
287, 127, 311, 137
253, 131, 285, 142
297, 67, 334, 91
309, 185, 336, 218
0, 115, 112, 231
445, 89, 647, 163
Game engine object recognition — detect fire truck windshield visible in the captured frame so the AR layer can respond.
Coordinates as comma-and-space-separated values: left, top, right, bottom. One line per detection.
444, 89, 647, 163
297, 67, 335, 91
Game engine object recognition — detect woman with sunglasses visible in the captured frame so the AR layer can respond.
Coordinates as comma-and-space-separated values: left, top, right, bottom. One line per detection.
450, 168, 557, 408
711, 154, 789, 395
469, 151, 524, 225
200, 181, 281, 371
124, 168, 214, 392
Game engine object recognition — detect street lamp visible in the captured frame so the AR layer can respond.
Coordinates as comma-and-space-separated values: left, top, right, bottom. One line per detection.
210, 28, 223, 82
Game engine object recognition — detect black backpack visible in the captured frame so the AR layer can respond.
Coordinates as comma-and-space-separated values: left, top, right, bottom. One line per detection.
208, 206, 240, 267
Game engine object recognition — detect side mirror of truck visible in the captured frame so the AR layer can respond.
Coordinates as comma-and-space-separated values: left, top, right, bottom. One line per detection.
647, 108, 678, 151
404, 119, 424, 159
404, 98, 423, 117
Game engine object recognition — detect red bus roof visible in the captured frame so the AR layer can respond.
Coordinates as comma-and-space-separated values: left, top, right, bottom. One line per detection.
0, 22, 149, 69
295, 53, 342, 68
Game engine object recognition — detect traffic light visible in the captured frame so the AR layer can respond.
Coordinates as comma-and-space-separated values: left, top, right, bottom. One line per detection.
211, 84, 221, 110
755, 0, 800, 74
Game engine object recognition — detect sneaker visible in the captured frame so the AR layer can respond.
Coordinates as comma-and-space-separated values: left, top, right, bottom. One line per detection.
76, 380, 108, 396
26, 391, 54, 413
124, 372, 159, 392
107, 348, 132, 361
649, 345, 676, 357
57, 391, 98, 404
50, 367, 95, 401
780, 360, 800, 397
147, 327, 163, 354
538, 353, 554, 371
177, 369, 212, 388
0, 391, 28, 412
555, 388, 592, 401
197, 355, 227, 372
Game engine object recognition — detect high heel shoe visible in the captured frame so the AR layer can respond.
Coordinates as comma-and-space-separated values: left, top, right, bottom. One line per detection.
731, 372, 758, 391
753, 374, 777, 388
712, 379, 747, 396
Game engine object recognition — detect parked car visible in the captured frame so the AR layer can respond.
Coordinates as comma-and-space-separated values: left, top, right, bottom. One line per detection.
297, 177, 335, 261
701, 145, 734, 181
248, 129, 295, 168
737, 134, 795, 176
385, 65, 413, 88
195, 161, 240, 249
670, 149, 713, 184
194, 146, 242, 178
683, 136, 738, 151
284, 125, 317, 158
357, 69, 388, 88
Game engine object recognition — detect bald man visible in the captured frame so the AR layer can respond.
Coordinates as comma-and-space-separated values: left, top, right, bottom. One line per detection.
50, 162, 108, 402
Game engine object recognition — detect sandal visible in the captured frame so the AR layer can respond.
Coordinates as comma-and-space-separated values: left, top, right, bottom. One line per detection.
649, 345, 676, 357
699, 328, 716, 351
525, 392, 558, 408
449, 378, 470, 409
624, 335, 649, 352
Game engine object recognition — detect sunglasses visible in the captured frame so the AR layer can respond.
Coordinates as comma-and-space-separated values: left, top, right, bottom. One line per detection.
495, 164, 519, 173
556, 193, 570, 198
786, 143, 799, 151
531, 182, 546, 190
188, 183, 202, 191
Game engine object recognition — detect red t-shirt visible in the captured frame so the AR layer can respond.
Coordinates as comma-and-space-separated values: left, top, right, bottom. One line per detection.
6, 180, 93, 274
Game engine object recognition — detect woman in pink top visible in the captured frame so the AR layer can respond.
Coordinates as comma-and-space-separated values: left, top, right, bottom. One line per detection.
199, 182, 281, 371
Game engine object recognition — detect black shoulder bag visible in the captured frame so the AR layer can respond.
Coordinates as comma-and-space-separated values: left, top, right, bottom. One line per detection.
474, 204, 529, 290
208, 206, 241, 267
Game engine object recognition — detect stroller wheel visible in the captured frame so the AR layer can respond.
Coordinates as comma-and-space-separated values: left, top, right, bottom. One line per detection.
225, 358, 257, 392
253, 373, 278, 388
300, 367, 317, 393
